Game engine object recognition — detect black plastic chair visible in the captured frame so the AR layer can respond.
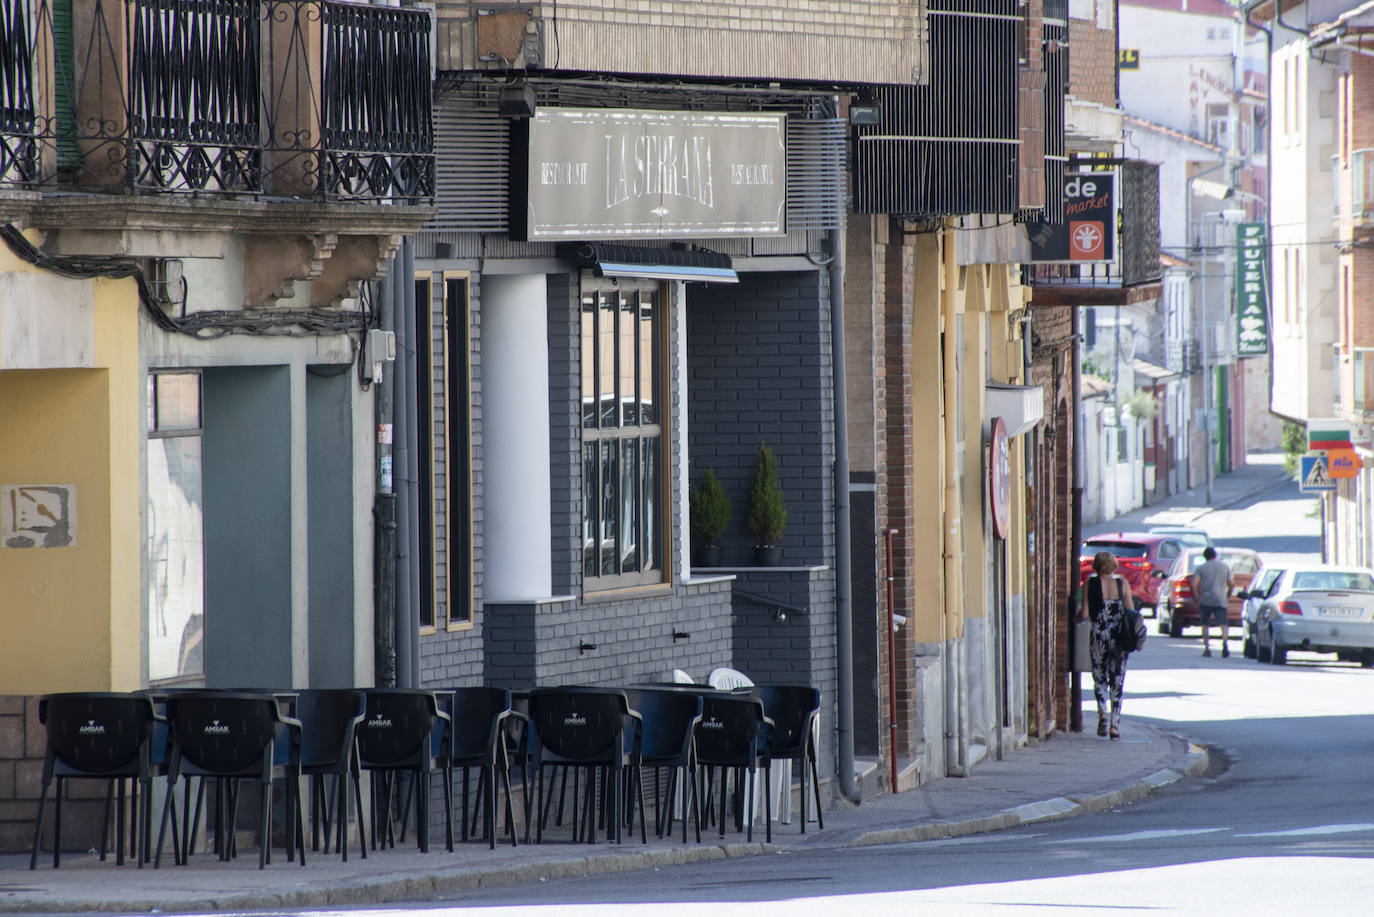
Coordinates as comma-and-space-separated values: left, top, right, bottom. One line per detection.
29, 693, 164, 869
154, 691, 304, 869
625, 687, 703, 843
354, 688, 452, 853
753, 685, 824, 833
527, 687, 641, 844
444, 687, 518, 848
694, 693, 772, 843
295, 689, 367, 860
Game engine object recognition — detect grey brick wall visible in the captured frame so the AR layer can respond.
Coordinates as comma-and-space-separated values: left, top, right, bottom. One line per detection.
686, 271, 835, 568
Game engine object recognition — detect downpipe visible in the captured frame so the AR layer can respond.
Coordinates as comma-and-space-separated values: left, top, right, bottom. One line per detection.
830, 226, 861, 803
941, 229, 970, 777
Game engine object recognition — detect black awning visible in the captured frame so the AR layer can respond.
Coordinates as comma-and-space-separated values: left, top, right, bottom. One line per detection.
557, 243, 738, 284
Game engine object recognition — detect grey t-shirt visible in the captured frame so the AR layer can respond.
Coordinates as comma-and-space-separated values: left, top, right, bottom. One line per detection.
1193, 559, 1231, 606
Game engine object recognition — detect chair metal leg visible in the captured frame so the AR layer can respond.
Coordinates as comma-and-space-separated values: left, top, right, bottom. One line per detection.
809, 737, 824, 830
53, 777, 63, 868
98, 777, 113, 862
28, 780, 49, 870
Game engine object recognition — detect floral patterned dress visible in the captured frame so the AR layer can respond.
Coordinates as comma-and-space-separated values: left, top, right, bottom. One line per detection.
1088, 575, 1130, 730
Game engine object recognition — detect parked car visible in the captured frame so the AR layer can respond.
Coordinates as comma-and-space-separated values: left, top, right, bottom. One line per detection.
1155, 547, 1262, 637
1148, 526, 1212, 549
1250, 565, 1374, 665
1079, 533, 1188, 613
1239, 565, 1286, 658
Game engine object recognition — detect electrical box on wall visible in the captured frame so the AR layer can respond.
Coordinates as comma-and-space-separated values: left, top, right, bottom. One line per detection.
365, 329, 396, 383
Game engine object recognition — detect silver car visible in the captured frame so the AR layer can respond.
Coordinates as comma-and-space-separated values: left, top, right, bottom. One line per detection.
1251, 565, 1374, 665
1240, 565, 1285, 659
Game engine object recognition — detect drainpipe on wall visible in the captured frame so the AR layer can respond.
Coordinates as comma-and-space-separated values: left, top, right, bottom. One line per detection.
391, 249, 416, 689
402, 238, 421, 686
830, 227, 861, 803
941, 229, 969, 777
375, 272, 398, 689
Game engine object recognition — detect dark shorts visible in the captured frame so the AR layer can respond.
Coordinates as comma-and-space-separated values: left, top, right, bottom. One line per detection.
1200, 604, 1228, 627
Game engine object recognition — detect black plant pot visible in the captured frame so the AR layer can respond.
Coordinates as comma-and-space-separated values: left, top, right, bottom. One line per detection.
696, 545, 723, 567
754, 545, 782, 566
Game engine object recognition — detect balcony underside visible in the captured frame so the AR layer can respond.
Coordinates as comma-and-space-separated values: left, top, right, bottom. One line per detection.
1027, 280, 1163, 308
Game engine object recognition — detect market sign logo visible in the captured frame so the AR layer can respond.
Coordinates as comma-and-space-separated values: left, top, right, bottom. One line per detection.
1028, 173, 1116, 264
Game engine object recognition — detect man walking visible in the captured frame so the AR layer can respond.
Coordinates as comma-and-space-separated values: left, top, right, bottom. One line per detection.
1190, 547, 1234, 657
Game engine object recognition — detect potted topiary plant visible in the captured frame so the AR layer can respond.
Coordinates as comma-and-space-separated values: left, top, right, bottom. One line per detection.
689, 467, 731, 567
747, 442, 788, 565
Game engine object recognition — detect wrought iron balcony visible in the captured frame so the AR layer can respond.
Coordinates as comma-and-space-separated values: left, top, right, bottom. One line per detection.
1, 0, 433, 203
1026, 160, 1163, 306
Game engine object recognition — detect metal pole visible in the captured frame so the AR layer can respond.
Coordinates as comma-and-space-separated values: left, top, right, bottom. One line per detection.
885, 528, 899, 792
1202, 220, 1214, 504
1070, 307, 1084, 733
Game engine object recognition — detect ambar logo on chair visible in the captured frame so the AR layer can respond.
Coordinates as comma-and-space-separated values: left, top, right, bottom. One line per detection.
202, 720, 231, 735
78, 720, 106, 735
562, 713, 587, 726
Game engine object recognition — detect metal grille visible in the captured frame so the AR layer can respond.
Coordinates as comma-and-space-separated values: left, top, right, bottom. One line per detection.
786, 117, 846, 231
853, 0, 1021, 217
1121, 160, 1161, 286
428, 107, 510, 232
0, 0, 38, 183
1042, 21, 1068, 225
128, 0, 261, 193
320, 0, 434, 200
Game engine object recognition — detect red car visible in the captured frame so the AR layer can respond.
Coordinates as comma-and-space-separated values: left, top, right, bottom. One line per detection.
1079, 532, 1188, 611
1154, 547, 1261, 637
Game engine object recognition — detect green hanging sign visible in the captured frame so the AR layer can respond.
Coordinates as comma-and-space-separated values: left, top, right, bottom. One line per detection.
1236, 222, 1270, 357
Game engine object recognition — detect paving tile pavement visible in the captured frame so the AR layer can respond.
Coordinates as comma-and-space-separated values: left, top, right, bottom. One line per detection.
0, 721, 1207, 913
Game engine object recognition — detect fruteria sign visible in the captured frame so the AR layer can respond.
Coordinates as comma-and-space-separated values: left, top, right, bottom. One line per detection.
1028, 173, 1116, 264
1235, 222, 1270, 357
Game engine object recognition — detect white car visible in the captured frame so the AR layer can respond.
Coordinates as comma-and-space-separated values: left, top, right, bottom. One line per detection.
1250, 565, 1374, 665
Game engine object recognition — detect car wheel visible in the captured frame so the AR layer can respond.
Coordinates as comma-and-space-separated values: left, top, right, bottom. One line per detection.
1362, 651, 1374, 669
1168, 614, 1184, 638
1270, 628, 1287, 665
1243, 635, 1256, 659
1256, 632, 1272, 663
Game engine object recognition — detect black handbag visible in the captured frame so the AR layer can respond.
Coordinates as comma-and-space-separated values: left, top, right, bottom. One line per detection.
1109, 576, 1146, 653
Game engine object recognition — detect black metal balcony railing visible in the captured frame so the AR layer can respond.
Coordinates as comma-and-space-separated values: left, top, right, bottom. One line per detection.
1, 0, 433, 202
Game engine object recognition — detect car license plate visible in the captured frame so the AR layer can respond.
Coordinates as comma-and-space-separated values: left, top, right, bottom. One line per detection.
1319, 605, 1363, 618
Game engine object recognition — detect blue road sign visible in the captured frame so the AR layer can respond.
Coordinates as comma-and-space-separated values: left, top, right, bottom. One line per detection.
1300, 454, 1336, 493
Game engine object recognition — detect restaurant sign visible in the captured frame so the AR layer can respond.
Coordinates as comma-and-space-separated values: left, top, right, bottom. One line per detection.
1028, 172, 1116, 264
1235, 222, 1270, 357
514, 108, 786, 241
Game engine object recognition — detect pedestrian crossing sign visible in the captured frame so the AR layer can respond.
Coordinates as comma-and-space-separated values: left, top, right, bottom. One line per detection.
1300, 454, 1336, 492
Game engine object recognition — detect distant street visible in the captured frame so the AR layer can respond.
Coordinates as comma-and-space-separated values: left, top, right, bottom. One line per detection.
211, 466, 1374, 914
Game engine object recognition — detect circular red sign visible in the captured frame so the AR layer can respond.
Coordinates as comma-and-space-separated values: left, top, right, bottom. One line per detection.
990, 417, 1011, 539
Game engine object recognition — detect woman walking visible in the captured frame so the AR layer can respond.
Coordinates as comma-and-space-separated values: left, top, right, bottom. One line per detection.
1078, 551, 1137, 739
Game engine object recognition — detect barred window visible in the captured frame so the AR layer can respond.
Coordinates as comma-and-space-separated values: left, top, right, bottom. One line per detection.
580, 279, 666, 590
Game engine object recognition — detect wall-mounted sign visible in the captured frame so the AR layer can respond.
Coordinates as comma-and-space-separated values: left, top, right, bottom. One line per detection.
514, 107, 787, 241
989, 417, 1011, 539
1235, 222, 1270, 357
1119, 49, 1141, 70
1028, 173, 1116, 264
1329, 448, 1364, 479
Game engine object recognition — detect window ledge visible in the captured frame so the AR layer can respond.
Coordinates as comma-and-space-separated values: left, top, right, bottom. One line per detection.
483, 594, 578, 607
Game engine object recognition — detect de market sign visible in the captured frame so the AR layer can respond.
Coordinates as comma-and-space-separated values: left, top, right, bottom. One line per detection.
514, 107, 787, 241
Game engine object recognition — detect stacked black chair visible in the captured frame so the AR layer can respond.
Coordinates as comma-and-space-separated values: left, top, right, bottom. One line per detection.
355, 688, 452, 853
694, 693, 772, 843
625, 687, 703, 842
527, 687, 641, 844
295, 689, 367, 860
154, 691, 304, 869
29, 692, 164, 869
753, 685, 824, 833
446, 687, 519, 848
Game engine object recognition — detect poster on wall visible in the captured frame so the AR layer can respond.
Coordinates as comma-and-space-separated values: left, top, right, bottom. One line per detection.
1235, 222, 1270, 357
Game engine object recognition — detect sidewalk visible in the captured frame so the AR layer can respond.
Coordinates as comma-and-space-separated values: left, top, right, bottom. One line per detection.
0, 722, 1207, 913
1084, 452, 1294, 537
